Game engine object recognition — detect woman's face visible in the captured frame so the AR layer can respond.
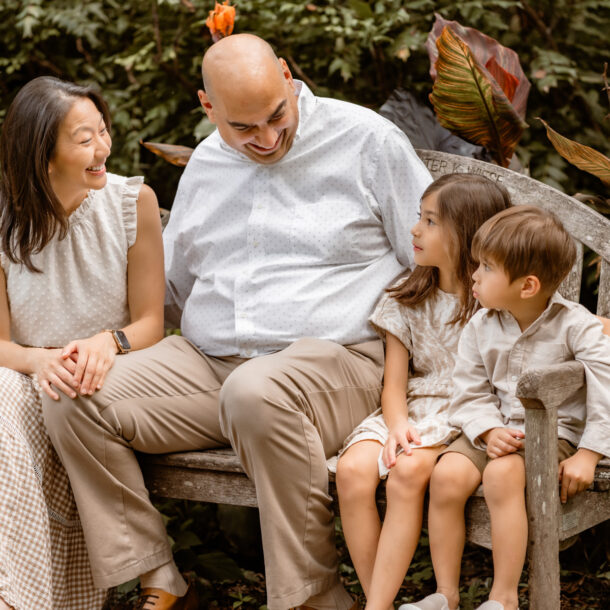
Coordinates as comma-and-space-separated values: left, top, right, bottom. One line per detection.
48, 97, 112, 212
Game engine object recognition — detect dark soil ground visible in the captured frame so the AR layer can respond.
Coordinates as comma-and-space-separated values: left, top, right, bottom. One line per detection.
106, 508, 609, 609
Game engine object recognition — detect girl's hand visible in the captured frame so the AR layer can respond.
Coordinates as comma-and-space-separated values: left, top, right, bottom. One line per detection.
32, 348, 79, 401
382, 420, 422, 469
558, 448, 601, 504
62, 332, 118, 395
482, 427, 524, 458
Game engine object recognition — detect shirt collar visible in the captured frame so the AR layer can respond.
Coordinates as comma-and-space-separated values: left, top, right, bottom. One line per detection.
495, 290, 568, 336
526, 290, 569, 325
293, 80, 314, 142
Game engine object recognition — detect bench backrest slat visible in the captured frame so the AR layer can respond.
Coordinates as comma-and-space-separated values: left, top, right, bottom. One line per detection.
599, 259, 610, 318
416, 150, 610, 311
560, 240, 584, 303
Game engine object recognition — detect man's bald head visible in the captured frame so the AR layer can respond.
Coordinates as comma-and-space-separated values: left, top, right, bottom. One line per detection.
197, 34, 300, 165
201, 34, 285, 103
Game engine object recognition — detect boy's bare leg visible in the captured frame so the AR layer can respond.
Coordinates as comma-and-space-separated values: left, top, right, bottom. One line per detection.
482, 454, 527, 610
366, 447, 443, 610
428, 453, 482, 610
336, 440, 384, 599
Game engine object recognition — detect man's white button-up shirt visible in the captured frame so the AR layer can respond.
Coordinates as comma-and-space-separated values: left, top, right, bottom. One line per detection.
164, 82, 432, 357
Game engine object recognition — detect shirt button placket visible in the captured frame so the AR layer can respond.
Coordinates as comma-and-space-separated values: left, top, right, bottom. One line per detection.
238, 168, 268, 356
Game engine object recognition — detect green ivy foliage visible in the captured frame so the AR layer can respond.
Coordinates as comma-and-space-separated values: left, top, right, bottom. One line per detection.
1, 0, 609, 205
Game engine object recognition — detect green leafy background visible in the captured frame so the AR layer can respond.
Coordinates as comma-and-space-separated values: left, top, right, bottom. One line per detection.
2, 0, 608, 206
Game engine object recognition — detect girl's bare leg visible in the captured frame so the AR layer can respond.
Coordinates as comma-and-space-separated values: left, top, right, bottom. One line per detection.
336, 440, 385, 598
483, 454, 527, 610
428, 453, 481, 610
365, 447, 442, 610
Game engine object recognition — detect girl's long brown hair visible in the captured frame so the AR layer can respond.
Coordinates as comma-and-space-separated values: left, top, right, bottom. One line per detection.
389, 173, 512, 325
0, 76, 111, 272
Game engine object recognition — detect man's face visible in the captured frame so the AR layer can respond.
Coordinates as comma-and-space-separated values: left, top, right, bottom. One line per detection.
199, 59, 299, 165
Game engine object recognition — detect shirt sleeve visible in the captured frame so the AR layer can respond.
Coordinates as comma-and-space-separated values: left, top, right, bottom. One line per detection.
568, 312, 610, 458
449, 315, 505, 446
163, 171, 196, 328
121, 175, 142, 249
368, 126, 433, 269
369, 291, 412, 353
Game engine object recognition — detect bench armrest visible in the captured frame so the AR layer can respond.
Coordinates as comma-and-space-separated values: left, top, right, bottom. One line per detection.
517, 362, 585, 594
516, 360, 585, 410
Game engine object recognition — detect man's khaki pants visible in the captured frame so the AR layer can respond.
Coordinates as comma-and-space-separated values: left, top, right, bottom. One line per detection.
42, 335, 383, 609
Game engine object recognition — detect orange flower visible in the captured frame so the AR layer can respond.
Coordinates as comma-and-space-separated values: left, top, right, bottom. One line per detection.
206, 1, 236, 42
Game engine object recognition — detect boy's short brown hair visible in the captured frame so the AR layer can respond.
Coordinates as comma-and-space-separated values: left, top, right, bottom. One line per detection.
471, 205, 576, 293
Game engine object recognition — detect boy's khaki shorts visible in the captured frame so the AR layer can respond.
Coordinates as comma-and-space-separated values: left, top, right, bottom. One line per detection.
439, 433, 578, 476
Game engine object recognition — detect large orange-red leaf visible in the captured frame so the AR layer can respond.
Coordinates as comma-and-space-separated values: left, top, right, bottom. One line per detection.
485, 57, 519, 103
428, 26, 527, 167
140, 141, 194, 167
426, 14, 530, 119
426, 14, 530, 167
538, 118, 610, 186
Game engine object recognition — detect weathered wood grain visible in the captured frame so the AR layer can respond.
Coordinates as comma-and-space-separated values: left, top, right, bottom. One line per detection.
560, 489, 610, 539
524, 399, 561, 610
560, 240, 583, 303
516, 360, 585, 410
140, 462, 258, 507
598, 258, 610, 318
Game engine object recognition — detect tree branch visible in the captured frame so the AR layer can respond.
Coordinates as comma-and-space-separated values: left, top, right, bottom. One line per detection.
151, 0, 163, 62
602, 61, 610, 121
286, 55, 317, 91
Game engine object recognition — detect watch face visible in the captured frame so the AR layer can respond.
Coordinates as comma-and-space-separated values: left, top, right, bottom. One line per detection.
114, 330, 131, 352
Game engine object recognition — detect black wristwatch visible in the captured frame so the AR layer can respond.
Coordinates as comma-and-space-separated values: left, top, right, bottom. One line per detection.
104, 329, 131, 354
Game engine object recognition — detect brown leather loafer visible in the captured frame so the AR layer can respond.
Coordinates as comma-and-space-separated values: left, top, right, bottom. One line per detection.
135, 579, 198, 609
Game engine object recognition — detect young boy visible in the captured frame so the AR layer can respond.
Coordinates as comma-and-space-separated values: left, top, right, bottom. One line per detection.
401, 206, 610, 610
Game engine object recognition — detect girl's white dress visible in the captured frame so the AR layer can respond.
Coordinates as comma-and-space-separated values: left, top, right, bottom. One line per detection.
328, 287, 462, 476
0, 174, 141, 609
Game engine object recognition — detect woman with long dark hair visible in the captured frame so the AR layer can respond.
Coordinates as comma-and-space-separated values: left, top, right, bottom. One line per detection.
0, 76, 164, 609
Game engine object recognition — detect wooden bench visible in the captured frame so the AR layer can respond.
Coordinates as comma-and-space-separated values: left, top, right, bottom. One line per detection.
140, 150, 610, 610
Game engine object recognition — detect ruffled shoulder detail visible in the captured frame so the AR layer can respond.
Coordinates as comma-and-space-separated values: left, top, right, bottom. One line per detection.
121, 175, 143, 248
368, 291, 413, 354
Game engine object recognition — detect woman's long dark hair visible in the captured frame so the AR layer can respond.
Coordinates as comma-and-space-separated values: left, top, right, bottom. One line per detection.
389, 173, 512, 325
0, 76, 111, 271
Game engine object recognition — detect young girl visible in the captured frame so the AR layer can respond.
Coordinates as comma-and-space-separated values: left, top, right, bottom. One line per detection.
334, 173, 512, 610
0, 77, 165, 609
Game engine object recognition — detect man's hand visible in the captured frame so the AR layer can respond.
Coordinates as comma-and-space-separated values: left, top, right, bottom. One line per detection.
62, 332, 118, 395
382, 419, 421, 469
558, 448, 601, 504
32, 348, 78, 400
481, 427, 524, 459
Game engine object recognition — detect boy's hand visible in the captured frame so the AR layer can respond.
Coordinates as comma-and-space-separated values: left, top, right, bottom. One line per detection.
382, 420, 422, 469
481, 427, 524, 459
558, 448, 601, 504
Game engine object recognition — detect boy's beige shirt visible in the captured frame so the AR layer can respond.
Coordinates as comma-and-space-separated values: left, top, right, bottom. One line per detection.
449, 292, 610, 458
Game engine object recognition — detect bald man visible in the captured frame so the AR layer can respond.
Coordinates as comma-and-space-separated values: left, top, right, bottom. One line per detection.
43, 35, 431, 610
